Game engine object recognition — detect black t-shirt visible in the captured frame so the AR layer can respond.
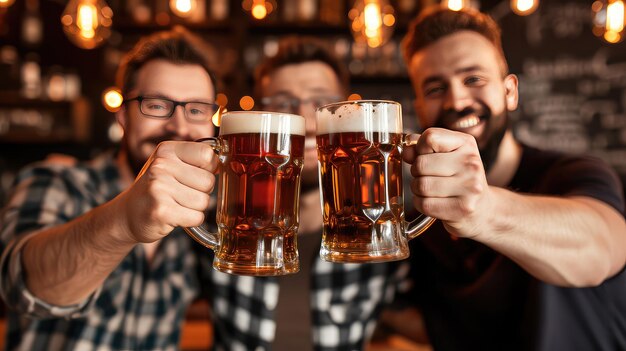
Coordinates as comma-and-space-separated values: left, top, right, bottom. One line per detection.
407, 144, 626, 351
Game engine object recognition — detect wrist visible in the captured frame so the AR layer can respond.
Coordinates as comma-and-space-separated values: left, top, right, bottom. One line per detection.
87, 195, 138, 253
476, 187, 515, 242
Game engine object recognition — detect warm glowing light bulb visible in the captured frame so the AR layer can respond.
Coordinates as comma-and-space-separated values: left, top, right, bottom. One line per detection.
77, 3, 97, 39
0, 0, 16, 9
350, 0, 395, 48
511, 0, 539, 16
177, 0, 192, 12
62, 0, 113, 49
594, 0, 625, 43
170, 0, 197, 18
445, 0, 466, 11
251, 0, 267, 19
607, 0, 625, 32
102, 88, 123, 112
604, 30, 622, 42
364, 3, 382, 31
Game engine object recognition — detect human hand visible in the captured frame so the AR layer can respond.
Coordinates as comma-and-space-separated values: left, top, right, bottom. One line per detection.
403, 128, 493, 239
119, 141, 218, 243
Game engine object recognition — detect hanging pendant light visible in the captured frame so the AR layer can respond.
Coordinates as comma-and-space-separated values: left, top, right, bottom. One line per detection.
349, 0, 395, 48
61, 0, 113, 50
0, 0, 16, 9
511, 0, 539, 16
442, 0, 471, 11
170, 0, 197, 18
241, 0, 275, 20
592, 0, 625, 43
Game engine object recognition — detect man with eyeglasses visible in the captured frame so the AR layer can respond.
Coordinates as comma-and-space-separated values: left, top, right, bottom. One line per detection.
254, 36, 405, 350
0, 28, 237, 350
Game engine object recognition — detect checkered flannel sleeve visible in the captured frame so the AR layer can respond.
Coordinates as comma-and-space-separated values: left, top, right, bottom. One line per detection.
0, 164, 101, 318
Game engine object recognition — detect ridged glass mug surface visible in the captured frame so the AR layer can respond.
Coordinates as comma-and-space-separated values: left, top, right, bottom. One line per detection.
316, 100, 435, 263
185, 111, 305, 276
216, 131, 304, 275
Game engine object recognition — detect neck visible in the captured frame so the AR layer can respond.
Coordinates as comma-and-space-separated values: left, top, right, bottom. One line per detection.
486, 130, 522, 187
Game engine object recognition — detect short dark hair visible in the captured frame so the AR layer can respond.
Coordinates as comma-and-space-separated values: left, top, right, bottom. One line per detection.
116, 26, 218, 97
254, 36, 349, 97
402, 7, 508, 76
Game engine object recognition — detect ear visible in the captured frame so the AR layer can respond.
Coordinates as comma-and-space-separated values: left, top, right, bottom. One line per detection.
115, 105, 128, 132
504, 74, 519, 111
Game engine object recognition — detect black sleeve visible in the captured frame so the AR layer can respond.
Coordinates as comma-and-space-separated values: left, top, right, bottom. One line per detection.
537, 155, 624, 215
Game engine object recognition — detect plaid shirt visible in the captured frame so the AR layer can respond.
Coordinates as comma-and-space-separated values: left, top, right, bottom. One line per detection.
0, 151, 403, 351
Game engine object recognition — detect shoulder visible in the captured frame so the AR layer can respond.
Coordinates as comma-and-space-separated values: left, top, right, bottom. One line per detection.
8, 151, 118, 208
524, 145, 624, 213
1, 152, 118, 236
14, 157, 88, 189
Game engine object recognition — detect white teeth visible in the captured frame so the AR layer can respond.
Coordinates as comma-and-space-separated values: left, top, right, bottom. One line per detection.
451, 116, 480, 130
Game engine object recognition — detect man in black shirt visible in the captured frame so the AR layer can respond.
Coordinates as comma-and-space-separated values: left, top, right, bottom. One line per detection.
400, 7, 626, 350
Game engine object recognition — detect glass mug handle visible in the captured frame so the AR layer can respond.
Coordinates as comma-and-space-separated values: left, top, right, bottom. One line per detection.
183, 137, 223, 250
403, 134, 437, 239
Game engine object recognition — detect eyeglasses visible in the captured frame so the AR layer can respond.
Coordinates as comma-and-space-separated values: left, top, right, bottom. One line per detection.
125, 96, 219, 123
260, 94, 342, 114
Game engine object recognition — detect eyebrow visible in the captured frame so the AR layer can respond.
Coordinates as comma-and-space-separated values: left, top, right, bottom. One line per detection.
140, 92, 214, 103
268, 87, 333, 97
421, 65, 487, 87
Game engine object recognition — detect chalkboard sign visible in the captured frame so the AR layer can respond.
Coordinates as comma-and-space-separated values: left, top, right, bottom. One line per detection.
495, 0, 626, 179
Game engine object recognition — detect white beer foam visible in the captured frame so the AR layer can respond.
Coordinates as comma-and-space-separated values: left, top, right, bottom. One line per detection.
316, 101, 402, 135
220, 111, 306, 136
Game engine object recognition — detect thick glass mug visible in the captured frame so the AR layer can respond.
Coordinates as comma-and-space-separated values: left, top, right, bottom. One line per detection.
185, 111, 305, 276
316, 100, 435, 263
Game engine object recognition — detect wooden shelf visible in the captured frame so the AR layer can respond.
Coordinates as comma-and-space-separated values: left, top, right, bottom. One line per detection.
0, 95, 91, 144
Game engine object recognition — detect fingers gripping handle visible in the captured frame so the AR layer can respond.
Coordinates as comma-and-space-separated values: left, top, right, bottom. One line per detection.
183, 137, 222, 250
402, 134, 436, 240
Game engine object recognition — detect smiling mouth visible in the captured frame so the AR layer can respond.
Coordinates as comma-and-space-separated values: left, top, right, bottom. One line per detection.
450, 115, 481, 131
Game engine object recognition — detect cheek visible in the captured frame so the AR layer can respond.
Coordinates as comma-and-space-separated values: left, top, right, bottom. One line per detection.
418, 101, 441, 129
481, 86, 507, 115
125, 119, 163, 148
134, 121, 162, 140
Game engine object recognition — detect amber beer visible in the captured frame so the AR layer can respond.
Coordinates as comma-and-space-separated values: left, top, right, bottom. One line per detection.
185, 111, 305, 276
316, 100, 434, 263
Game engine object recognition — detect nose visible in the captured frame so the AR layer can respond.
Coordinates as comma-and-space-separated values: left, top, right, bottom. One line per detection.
443, 80, 472, 112
164, 105, 191, 138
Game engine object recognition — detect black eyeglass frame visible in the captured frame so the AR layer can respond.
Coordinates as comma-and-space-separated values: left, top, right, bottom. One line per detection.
124, 96, 219, 123
260, 94, 342, 114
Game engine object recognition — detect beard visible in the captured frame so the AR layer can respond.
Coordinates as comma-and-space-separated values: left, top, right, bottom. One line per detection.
122, 137, 146, 177
122, 125, 181, 177
433, 99, 508, 172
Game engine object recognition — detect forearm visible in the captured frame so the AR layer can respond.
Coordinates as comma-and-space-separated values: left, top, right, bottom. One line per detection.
479, 187, 626, 287
22, 197, 136, 306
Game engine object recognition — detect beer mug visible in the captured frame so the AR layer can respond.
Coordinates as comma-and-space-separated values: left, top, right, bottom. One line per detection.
185, 111, 305, 276
316, 100, 435, 263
